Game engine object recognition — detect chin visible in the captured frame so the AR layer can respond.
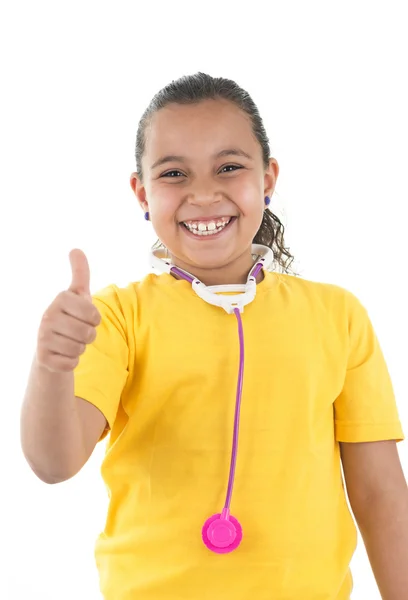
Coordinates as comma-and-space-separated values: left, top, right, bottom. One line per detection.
183, 247, 240, 271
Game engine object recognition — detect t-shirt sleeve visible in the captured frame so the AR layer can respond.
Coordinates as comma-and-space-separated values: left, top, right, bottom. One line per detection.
73, 284, 129, 441
334, 290, 404, 443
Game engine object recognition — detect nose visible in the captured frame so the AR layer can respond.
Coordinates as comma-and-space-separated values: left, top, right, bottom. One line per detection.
187, 189, 222, 208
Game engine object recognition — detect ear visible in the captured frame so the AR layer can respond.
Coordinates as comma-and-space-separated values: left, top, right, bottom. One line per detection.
264, 158, 279, 197
130, 172, 149, 214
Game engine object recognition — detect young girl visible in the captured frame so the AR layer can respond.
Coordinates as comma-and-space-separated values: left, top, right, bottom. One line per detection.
21, 73, 408, 600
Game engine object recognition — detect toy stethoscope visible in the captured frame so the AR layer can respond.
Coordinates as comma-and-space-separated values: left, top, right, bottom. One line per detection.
150, 244, 274, 554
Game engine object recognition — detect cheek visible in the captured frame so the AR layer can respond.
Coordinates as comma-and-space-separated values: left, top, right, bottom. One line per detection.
150, 189, 180, 222
239, 193, 264, 220
231, 177, 263, 209
149, 192, 181, 245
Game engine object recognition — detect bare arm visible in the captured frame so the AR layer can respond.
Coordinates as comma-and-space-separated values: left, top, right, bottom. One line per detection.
20, 355, 107, 484
20, 249, 107, 484
341, 440, 408, 599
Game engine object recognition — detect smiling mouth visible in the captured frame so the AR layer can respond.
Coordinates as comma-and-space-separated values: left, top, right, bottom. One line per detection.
180, 216, 236, 237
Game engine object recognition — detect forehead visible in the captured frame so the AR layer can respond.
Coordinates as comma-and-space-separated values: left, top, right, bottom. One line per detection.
144, 99, 258, 159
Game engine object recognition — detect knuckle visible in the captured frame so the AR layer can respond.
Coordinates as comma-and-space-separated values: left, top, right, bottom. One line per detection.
38, 327, 48, 343
87, 306, 101, 326
59, 356, 79, 372
55, 291, 67, 305
59, 363, 71, 373
36, 348, 47, 364
86, 327, 96, 343
38, 326, 53, 348
70, 356, 80, 369
40, 310, 53, 330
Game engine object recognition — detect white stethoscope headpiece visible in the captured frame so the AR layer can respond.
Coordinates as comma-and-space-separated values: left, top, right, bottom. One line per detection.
149, 244, 274, 314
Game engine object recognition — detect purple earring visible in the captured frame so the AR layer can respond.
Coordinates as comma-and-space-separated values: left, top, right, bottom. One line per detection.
144, 211, 150, 221
264, 196, 271, 207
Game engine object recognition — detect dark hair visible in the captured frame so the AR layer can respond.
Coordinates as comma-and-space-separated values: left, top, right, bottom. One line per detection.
135, 72, 298, 275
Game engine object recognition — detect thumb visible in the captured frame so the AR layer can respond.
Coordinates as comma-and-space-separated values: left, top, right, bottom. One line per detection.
69, 249, 91, 298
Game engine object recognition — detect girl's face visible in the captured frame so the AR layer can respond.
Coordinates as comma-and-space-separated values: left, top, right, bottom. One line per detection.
130, 99, 279, 285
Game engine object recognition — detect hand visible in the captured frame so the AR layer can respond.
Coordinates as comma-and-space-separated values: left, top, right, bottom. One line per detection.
36, 249, 102, 373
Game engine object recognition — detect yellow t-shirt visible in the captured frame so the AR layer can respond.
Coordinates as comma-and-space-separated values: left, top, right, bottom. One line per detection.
74, 269, 404, 600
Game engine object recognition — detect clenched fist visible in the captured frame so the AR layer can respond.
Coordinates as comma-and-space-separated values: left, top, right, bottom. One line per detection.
36, 249, 101, 373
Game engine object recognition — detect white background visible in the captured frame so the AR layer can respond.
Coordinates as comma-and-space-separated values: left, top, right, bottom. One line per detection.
1, 1, 407, 598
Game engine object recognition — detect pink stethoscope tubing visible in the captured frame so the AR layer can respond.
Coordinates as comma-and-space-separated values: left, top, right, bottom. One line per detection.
150, 244, 274, 553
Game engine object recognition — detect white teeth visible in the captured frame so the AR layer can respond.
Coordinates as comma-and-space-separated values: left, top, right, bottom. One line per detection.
198, 221, 217, 231
182, 217, 233, 236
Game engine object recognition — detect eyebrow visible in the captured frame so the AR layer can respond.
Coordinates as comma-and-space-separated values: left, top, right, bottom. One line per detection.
150, 148, 253, 170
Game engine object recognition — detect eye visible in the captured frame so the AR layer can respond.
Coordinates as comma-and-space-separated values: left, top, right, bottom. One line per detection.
160, 165, 243, 178
220, 164, 242, 174
161, 170, 184, 178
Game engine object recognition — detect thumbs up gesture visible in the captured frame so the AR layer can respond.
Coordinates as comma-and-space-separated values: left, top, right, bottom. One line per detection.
36, 250, 102, 373
69, 248, 92, 298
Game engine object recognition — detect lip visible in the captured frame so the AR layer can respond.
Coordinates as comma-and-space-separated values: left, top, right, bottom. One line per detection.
179, 215, 235, 224
179, 216, 237, 241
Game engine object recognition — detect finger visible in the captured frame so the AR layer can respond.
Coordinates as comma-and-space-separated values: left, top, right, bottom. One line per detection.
46, 333, 87, 359
41, 354, 80, 373
69, 249, 91, 298
51, 311, 97, 344
58, 291, 101, 327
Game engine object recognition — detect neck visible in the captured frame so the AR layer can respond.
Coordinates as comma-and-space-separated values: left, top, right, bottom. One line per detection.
169, 251, 265, 286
